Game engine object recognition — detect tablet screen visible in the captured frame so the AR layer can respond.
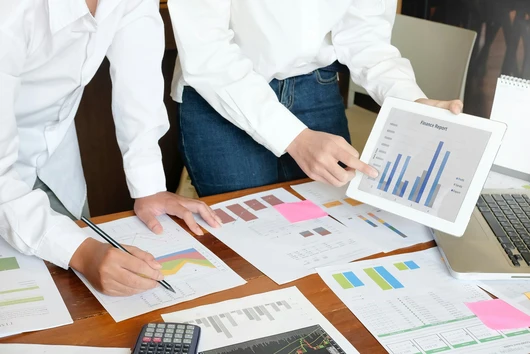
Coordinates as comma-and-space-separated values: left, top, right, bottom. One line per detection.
358, 108, 491, 222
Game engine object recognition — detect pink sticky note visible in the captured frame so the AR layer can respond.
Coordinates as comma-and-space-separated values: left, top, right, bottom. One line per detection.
465, 299, 530, 330
273, 200, 328, 223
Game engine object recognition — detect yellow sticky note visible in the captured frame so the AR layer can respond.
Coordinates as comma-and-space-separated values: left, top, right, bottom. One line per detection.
524, 292, 530, 300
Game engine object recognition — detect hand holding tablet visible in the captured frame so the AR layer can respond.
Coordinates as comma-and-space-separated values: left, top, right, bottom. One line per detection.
347, 98, 507, 236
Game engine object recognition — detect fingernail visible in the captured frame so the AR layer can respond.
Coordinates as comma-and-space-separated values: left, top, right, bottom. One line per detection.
153, 262, 162, 269
153, 225, 163, 235
157, 273, 164, 281
196, 228, 204, 236
370, 168, 379, 178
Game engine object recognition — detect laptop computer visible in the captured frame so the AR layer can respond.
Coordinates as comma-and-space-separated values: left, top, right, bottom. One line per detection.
434, 75, 530, 280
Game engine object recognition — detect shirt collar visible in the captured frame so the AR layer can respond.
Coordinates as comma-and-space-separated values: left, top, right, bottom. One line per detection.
47, 0, 91, 34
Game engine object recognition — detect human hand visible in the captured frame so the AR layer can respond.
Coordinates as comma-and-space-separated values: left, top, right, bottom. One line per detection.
69, 238, 163, 296
415, 98, 463, 114
286, 129, 379, 187
134, 192, 221, 236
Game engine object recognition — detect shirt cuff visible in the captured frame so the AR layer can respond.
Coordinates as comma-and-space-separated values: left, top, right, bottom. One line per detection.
384, 83, 427, 103
125, 161, 167, 199
37, 218, 88, 270
255, 108, 308, 157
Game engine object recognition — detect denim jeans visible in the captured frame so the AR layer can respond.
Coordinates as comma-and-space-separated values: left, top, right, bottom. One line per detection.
177, 63, 351, 197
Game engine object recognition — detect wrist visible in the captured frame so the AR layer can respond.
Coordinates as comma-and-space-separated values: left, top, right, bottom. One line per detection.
69, 238, 100, 272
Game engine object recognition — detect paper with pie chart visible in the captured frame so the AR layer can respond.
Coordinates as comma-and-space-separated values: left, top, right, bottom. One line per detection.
75, 215, 246, 322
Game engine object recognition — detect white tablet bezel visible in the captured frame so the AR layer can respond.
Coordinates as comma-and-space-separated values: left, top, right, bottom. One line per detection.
346, 97, 507, 236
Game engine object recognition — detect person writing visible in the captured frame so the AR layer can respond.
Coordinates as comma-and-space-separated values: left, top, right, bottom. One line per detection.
168, 0, 463, 197
0, 0, 220, 296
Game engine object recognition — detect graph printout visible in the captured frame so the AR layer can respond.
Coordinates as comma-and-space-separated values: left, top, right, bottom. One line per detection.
76, 215, 246, 322
292, 182, 433, 253
358, 108, 491, 222
318, 248, 530, 354
162, 287, 358, 353
0, 239, 72, 338
196, 188, 380, 284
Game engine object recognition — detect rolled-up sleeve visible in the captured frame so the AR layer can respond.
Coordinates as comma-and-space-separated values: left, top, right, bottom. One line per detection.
332, 0, 427, 104
0, 27, 87, 269
106, 0, 169, 198
167, 0, 307, 157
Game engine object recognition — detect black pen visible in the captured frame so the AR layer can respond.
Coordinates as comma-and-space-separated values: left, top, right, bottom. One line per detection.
81, 216, 176, 293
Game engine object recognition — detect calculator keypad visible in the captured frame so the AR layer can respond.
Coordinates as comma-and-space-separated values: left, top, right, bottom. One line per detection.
136, 324, 199, 354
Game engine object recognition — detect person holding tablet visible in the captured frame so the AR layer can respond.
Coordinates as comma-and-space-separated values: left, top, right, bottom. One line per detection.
0, 0, 220, 297
168, 0, 464, 197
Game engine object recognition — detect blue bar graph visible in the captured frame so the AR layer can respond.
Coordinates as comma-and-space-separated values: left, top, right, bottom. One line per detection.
392, 156, 411, 195
344, 271, 364, 287
374, 266, 404, 289
408, 177, 421, 201
425, 151, 451, 207
404, 261, 420, 270
399, 181, 409, 197
377, 162, 391, 190
415, 141, 444, 203
383, 154, 402, 192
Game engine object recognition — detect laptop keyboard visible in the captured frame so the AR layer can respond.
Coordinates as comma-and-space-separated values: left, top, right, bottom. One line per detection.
477, 194, 530, 267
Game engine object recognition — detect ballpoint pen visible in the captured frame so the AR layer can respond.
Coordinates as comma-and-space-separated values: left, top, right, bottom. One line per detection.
81, 216, 176, 293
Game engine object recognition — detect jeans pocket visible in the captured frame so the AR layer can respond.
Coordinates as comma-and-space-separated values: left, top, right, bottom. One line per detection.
315, 69, 339, 85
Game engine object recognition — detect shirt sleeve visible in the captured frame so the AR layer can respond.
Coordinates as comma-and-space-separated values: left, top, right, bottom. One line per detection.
332, 0, 427, 104
0, 25, 87, 269
167, 0, 307, 157
106, 0, 170, 198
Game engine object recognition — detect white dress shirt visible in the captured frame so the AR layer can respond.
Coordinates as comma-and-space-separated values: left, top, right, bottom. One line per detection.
169, 0, 426, 157
0, 0, 168, 269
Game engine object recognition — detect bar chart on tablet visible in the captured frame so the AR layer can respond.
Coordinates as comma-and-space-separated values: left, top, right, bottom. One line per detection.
359, 108, 491, 222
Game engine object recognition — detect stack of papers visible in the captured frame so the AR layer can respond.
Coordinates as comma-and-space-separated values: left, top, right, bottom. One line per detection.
0, 344, 130, 354
0, 239, 72, 338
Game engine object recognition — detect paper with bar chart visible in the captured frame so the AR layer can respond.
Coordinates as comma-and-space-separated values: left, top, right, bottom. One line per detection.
0, 239, 72, 338
292, 182, 433, 252
318, 248, 530, 354
162, 287, 357, 353
196, 188, 380, 284
76, 215, 246, 322
358, 108, 491, 222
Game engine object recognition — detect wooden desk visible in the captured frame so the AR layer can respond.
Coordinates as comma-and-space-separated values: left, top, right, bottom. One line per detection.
0, 180, 436, 353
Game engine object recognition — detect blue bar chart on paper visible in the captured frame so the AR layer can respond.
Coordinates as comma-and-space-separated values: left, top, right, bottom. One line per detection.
359, 108, 492, 222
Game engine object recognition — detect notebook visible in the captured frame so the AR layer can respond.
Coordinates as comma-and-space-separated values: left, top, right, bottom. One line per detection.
490, 75, 530, 175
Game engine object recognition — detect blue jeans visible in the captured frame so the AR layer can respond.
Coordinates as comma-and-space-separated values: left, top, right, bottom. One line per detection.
178, 64, 351, 197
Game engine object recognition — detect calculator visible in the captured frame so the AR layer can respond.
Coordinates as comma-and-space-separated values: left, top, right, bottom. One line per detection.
132, 323, 201, 354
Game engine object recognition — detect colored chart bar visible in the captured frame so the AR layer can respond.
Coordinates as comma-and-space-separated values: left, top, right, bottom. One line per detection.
374, 266, 404, 289
314, 227, 331, 236
364, 268, 393, 291
425, 150, 451, 207
244, 199, 267, 211
399, 181, 409, 198
408, 176, 421, 201
333, 274, 353, 289
0, 296, 44, 307
0, 257, 19, 271
392, 156, 411, 195
378, 162, 391, 190
344, 271, 364, 287
368, 213, 407, 238
411, 171, 427, 202
261, 195, 283, 206
384, 154, 402, 192
404, 260, 420, 269
214, 209, 235, 224
415, 141, 444, 203
323, 200, 343, 208
227, 204, 258, 222
394, 262, 409, 271
344, 198, 362, 207
0, 286, 39, 295
300, 231, 314, 238
358, 215, 378, 228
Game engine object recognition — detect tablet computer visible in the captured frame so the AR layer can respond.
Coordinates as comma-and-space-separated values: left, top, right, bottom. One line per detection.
346, 98, 506, 236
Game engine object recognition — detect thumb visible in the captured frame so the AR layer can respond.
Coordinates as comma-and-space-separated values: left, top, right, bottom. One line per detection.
126, 245, 162, 270
137, 210, 163, 235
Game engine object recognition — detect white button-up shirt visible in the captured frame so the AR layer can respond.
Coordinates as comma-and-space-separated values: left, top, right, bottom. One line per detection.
169, 0, 426, 157
0, 0, 168, 269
